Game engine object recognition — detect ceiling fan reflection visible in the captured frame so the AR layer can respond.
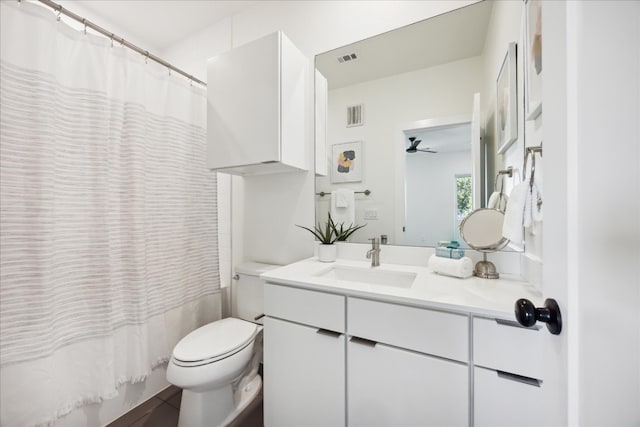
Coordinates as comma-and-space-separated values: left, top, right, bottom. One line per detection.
406, 137, 437, 153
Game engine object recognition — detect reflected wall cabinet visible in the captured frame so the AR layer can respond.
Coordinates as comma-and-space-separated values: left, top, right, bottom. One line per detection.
206, 31, 307, 175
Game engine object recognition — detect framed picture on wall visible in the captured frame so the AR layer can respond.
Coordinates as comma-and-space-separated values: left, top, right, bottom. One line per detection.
525, 0, 542, 120
330, 141, 363, 183
496, 42, 518, 154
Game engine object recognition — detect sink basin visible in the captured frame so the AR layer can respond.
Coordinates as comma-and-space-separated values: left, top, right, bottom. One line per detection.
314, 265, 417, 288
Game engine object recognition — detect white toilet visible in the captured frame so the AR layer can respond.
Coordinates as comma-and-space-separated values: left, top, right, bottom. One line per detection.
166, 262, 278, 427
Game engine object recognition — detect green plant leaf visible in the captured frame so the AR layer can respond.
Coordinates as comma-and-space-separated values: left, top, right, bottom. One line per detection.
296, 212, 365, 244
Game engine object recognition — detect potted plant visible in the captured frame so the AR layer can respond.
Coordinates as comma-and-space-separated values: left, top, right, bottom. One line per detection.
297, 213, 366, 262
334, 221, 366, 242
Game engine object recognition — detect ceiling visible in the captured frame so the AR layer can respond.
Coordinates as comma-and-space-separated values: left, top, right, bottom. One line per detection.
315, 1, 493, 90
72, 1, 262, 49
405, 123, 472, 154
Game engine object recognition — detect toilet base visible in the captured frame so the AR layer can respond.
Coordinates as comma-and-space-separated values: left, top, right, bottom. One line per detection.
177, 375, 262, 427
224, 375, 262, 426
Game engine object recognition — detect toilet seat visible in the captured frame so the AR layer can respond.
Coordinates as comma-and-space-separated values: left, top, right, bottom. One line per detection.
172, 318, 260, 367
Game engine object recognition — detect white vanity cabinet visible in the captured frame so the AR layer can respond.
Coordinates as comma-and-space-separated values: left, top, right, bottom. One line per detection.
206, 31, 307, 175
262, 274, 546, 427
263, 283, 346, 427
472, 317, 546, 427
347, 298, 469, 427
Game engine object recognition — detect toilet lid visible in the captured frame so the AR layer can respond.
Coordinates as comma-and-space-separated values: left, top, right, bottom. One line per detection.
172, 318, 259, 363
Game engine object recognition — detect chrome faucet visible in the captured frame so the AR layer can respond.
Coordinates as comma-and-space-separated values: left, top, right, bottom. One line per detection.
366, 237, 381, 267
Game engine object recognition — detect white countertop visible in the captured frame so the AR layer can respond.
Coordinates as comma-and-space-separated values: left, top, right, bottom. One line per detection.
261, 257, 544, 320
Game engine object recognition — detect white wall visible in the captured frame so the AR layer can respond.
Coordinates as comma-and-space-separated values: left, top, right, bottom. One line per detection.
479, 1, 545, 285
481, 0, 526, 195
316, 56, 483, 244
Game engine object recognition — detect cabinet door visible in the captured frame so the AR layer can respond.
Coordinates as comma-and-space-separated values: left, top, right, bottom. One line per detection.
263, 317, 345, 427
474, 366, 544, 427
348, 339, 468, 427
207, 32, 280, 170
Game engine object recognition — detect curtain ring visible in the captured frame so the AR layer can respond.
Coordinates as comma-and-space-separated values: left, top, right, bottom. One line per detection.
144, 51, 149, 64
82, 19, 87, 35
168, 68, 171, 76
56, 5, 62, 21
110, 34, 114, 48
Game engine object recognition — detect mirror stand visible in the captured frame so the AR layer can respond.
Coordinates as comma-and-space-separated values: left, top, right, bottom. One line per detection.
459, 208, 508, 280
474, 252, 500, 279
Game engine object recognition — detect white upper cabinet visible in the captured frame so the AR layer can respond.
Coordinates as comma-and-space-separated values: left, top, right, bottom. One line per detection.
206, 31, 307, 175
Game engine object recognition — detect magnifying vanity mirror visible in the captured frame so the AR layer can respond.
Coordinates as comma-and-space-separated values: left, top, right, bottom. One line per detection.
314, 0, 524, 251
459, 208, 508, 278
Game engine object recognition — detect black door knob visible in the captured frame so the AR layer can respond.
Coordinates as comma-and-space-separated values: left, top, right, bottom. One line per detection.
515, 298, 562, 335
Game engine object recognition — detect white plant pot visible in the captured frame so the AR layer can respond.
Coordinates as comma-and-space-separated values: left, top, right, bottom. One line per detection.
317, 244, 337, 263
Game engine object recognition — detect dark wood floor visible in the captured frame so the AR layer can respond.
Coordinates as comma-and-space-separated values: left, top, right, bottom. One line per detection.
106, 385, 263, 427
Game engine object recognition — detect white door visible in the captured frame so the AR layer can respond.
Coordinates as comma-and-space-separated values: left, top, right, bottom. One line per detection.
536, 2, 639, 426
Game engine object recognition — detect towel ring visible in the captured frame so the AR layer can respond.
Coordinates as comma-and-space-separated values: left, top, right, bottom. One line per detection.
524, 145, 543, 190
494, 166, 513, 193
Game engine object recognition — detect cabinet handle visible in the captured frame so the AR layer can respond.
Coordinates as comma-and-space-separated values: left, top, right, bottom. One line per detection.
496, 370, 541, 387
349, 336, 377, 347
254, 313, 265, 321
495, 318, 541, 330
316, 328, 342, 338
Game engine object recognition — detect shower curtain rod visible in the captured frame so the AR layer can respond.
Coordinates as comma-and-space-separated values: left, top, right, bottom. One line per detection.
34, 0, 207, 86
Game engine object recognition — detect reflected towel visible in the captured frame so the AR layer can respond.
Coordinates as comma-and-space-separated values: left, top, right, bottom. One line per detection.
502, 180, 529, 249
330, 189, 355, 225
530, 181, 543, 223
487, 191, 509, 212
428, 254, 474, 279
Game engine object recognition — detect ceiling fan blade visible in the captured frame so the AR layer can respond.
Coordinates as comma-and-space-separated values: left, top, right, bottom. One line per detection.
408, 138, 422, 150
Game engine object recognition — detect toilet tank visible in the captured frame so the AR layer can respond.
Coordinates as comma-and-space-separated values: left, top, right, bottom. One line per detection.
234, 262, 280, 324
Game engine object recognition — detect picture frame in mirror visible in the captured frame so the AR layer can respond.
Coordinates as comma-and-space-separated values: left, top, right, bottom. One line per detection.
330, 141, 363, 183
496, 42, 518, 154
524, 0, 542, 120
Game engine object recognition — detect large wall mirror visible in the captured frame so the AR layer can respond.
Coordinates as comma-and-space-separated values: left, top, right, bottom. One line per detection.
314, 0, 526, 248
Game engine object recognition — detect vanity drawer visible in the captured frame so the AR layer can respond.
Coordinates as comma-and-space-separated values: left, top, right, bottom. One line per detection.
264, 283, 345, 333
473, 317, 544, 380
474, 366, 544, 427
347, 297, 469, 362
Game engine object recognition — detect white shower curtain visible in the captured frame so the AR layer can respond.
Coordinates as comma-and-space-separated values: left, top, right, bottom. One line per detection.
0, 2, 220, 426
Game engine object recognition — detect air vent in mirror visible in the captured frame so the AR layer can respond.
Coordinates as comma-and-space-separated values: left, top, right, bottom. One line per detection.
347, 104, 364, 127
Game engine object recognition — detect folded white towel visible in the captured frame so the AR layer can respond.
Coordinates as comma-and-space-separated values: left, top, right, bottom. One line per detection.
330, 189, 355, 225
502, 180, 529, 249
487, 191, 509, 212
428, 254, 474, 279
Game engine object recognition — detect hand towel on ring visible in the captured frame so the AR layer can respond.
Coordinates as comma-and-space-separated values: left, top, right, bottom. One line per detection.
330, 189, 355, 225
